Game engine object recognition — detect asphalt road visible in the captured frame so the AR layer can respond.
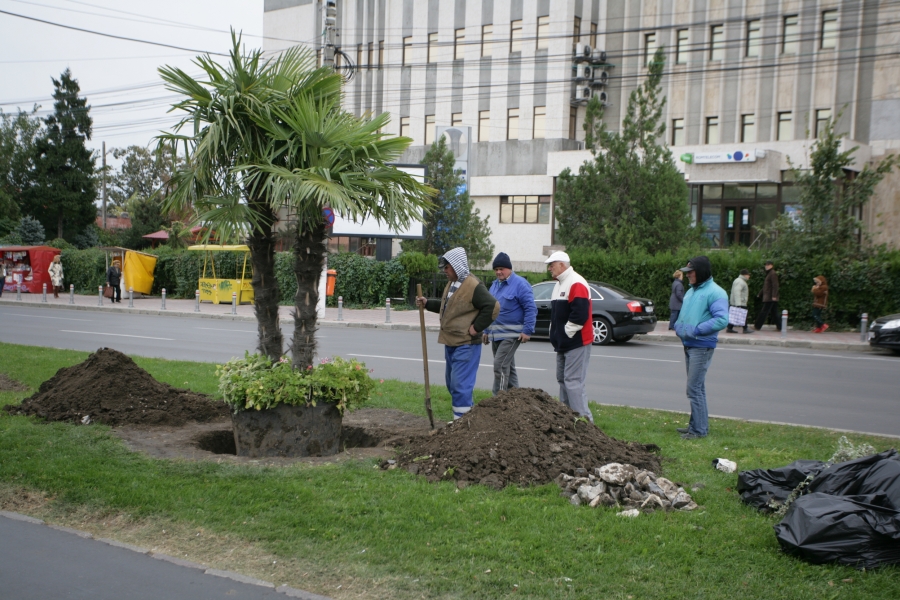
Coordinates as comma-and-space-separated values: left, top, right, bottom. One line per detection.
1, 305, 897, 437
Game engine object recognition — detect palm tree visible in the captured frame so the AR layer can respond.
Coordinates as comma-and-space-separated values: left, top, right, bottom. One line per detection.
244, 96, 434, 369
157, 33, 341, 361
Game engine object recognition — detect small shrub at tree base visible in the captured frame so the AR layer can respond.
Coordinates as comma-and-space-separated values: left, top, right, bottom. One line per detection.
216, 352, 374, 414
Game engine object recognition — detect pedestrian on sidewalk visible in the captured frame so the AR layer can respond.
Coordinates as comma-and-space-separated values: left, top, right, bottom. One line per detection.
483, 252, 537, 395
668, 270, 684, 330
811, 275, 830, 333
726, 269, 752, 334
0, 260, 6, 297
673, 256, 728, 440
48, 255, 64, 299
546, 251, 595, 423
416, 247, 498, 420
106, 260, 122, 303
754, 260, 780, 331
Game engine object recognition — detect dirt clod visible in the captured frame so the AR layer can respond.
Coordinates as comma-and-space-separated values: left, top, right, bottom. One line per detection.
4, 347, 229, 426
387, 388, 662, 488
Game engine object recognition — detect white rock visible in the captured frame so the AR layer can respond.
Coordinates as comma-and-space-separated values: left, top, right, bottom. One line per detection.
595, 463, 636, 486
713, 458, 737, 473
672, 491, 694, 509
617, 509, 640, 518
569, 494, 582, 506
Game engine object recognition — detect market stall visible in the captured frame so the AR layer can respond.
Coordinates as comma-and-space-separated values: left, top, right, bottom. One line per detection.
98, 247, 158, 296
1, 245, 60, 293
188, 244, 254, 305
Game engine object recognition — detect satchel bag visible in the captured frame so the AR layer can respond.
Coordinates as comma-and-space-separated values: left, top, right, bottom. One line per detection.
728, 306, 748, 327
103, 284, 115, 299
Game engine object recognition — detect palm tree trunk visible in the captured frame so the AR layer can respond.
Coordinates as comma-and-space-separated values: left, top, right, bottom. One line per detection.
247, 200, 283, 361
291, 220, 326, 370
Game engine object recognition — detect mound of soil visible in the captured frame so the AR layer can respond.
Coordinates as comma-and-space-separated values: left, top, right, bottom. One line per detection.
5, 348, 229, 427
388, 388, 662, 489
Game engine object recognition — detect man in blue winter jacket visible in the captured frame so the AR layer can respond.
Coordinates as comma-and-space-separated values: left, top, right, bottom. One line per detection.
673, 256, 728, 439
483, 252, 537, 395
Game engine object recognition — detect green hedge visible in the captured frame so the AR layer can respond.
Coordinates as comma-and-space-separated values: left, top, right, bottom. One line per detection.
327, 253, 408, 307
568, 247, 900, 327
60, 248, 107, 294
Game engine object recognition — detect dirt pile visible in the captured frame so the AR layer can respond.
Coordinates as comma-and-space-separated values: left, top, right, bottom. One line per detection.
386, 388, 662, 489
5, 348, 229, 427
0, 373, 28, 392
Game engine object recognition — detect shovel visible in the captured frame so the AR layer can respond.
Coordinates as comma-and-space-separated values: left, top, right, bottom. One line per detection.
416, 284, 436, 430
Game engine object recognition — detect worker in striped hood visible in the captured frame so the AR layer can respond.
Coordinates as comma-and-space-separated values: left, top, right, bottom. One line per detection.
416, 247, 499, 419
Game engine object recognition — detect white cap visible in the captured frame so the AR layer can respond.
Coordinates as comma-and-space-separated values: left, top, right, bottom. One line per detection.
544, 251, 571, 264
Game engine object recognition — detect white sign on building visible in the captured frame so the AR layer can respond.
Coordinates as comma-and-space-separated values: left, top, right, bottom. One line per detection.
693, 150, 758, 164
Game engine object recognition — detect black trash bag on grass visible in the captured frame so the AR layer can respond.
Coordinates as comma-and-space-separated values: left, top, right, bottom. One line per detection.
806, 449, 900, 508
736, 459, 826, 511
774, 493, 900, 569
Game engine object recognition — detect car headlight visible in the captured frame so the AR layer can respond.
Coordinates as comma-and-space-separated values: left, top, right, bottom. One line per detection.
881, 318, 900, 330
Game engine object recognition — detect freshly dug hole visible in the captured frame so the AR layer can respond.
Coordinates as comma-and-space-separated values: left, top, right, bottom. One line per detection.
387, 388, 662, 489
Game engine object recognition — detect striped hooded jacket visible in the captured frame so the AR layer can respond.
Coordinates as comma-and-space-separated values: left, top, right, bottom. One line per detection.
548, 266, 593, 352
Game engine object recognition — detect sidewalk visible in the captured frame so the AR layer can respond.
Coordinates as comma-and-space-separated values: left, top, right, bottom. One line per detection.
0, 292, 875, 352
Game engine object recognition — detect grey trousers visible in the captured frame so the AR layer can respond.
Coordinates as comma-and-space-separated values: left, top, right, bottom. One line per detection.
491, 339, 521, 395
556, 344, 593, 421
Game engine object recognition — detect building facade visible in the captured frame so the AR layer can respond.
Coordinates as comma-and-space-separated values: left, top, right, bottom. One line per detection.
264, 0, 900, 267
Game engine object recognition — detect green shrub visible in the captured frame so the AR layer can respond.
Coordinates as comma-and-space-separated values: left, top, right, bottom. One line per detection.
216, 353, 374, 414
328, 253, 408, 306
59, 248, 106, 293
397, 251, 438, 277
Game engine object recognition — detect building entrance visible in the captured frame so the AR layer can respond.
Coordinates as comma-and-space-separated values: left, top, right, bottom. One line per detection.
724, 206, 753, 247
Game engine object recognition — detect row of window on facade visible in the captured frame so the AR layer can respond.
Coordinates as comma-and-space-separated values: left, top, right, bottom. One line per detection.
645, 10, 839, 66
398, 106, 552, 144
672, 109, 833, 146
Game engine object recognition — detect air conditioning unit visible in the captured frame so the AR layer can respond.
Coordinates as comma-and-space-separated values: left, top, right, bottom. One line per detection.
591, 70, 609, 86
574, 64, 593, 81
573, 43, 592, 62
591, 49, 607, 64
578, 86, 592, 101
593, 90, 609, 105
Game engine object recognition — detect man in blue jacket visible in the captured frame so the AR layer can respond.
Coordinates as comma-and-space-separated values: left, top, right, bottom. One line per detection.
674, 256, 728, 439
483, 252, 537, 395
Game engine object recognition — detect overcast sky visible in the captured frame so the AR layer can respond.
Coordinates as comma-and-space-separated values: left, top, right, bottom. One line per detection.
0, 0, 267, 159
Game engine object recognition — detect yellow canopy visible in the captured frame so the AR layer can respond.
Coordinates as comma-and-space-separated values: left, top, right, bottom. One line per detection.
123, 251, 157, 294
187, 245, 250, 252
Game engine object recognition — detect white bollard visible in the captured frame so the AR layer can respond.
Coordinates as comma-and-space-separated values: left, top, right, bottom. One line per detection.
781, 310, 788, 339
195, 290, 200, 312
337, 296, 343, 321
16, 284, 21, 301
385, 298, 391, 323
860, 313, 868, 342
98, 285, 103, 306
161, 288, 167, 310
42, 283, 47, 303
231, 292, 237, 315
128, 287, 134, 308
69, 284, 75, 304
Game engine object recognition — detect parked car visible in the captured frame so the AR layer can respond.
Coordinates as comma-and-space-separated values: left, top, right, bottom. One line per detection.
869, 313, 900, 354
531, 281, 657, 345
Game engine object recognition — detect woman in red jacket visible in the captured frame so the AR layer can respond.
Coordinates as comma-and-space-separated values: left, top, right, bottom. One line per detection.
812, 276, 829, 333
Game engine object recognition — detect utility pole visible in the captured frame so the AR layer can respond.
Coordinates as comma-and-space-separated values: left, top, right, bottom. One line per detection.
323, 0, 337, 68
101, 140, 107, 230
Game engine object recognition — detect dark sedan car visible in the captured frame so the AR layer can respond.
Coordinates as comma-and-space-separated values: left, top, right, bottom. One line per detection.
531, 281, 657, 345
869, 313, 900, 353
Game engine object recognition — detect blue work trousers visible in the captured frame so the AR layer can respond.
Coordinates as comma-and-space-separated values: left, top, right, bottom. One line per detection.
445, 343, 482, 419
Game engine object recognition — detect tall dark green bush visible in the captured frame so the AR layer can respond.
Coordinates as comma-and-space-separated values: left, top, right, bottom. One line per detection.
59, 248, 105, 293
328, 253, 408, 307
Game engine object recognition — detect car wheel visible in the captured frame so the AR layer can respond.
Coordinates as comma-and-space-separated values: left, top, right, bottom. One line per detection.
592, 317, 612, 345
613, 335, 634, 344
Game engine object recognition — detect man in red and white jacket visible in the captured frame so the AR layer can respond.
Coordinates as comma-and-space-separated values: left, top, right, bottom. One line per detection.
545, 251, 594, 422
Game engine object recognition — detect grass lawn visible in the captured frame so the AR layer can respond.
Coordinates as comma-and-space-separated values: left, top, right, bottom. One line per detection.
0, 342, 897, 599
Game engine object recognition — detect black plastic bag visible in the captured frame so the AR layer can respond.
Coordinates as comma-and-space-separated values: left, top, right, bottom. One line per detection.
737, 459, 826, 511
774, 493, 900, 569
806, 449, 900, 509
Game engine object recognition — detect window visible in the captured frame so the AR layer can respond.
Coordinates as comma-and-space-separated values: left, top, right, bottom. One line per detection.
533, 106, 546, 139
706, 116, 719, 144
425, 115, 435, 145
403, 36, 413, 65
672, 118, 685, 146
590, 22, 598, 47
645, 32, 657, 66
568, 107, 578, 139
481, 24, 493, 57
510, 20, 522, 52
500, 196, 551, 224
367, 42, 374, 69
478, 110, 490, 142
815, 109, 832, 138
399, 116, 410, 138
675, 29, 689, 64
454, 28, 465, 60
452, 112, 463, 127
378, 41, 384, 67
741, 114, 756, 143
821, 10, 838, 49
507, 108, 519, 140
746, 19, 761, 57
427, 32, 438, 63
709, 25, 724, 60
783, 15, 799, 55
537, 15, 550, 49
777, 112, 793, 140
573, 16, 581, 44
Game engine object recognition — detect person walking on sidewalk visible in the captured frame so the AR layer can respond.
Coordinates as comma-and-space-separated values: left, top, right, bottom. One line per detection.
48, 255, 64, 299
545, 251, 594, 422
726, 269, 752, 334
106, 260, 123, 303
483, 252, 536, 395
668, 270, 684, 330
0, 261, 6, 297
673, 256, 728, 440
811, 275, 830, 333
416, 247, 498, 420
754, 261, 780, 331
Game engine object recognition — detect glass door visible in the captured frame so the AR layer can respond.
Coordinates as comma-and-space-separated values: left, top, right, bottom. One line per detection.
724, 206, 753, 247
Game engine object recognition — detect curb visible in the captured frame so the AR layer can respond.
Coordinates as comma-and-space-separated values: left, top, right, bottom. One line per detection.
636, 332, 875, 353
0, 511, 332, 600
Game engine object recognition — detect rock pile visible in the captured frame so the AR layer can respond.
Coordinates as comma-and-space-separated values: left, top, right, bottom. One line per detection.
557, 463, 698, 512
